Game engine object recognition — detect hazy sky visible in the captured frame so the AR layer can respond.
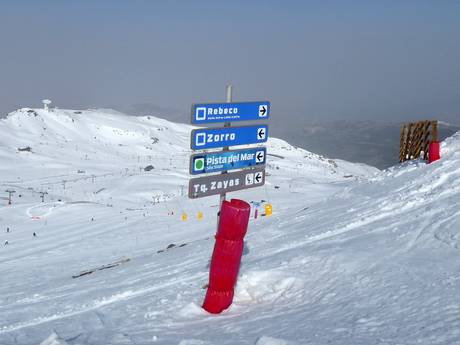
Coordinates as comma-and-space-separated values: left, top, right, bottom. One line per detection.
1, 0, 459, 126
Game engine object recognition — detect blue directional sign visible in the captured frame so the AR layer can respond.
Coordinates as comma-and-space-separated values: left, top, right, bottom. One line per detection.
191, 101, 270, 124
191, 125, 268, 150
190, 147, 266, 175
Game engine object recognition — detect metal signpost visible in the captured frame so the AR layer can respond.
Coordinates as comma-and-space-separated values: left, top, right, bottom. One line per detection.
190, 147, 266, 175
189, 85, 270, 314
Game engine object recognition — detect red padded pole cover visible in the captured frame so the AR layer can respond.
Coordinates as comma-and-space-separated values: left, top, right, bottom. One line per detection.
429, 141, 441, 163
216, 199, 251, 240
202, 288, 234, 314
202, 199, 251, 314
208, 239, 244, 291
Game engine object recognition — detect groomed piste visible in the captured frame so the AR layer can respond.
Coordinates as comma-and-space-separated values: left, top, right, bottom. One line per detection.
0, 108, 459, 345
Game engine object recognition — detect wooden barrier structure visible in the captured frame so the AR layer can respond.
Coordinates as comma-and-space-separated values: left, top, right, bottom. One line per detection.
399, 120, 438, 163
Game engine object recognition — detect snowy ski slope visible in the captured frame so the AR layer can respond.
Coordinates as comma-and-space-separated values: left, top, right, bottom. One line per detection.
0, 108, 459, 345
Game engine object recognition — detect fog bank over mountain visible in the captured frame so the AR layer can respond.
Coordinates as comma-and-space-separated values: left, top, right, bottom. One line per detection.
4, 100, 456, 171
273, 120, 460, 169
112, 103, 459, 170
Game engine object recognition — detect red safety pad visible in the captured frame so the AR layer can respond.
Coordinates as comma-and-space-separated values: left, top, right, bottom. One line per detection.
429, 142, 441, 163
202, 199, 251, 314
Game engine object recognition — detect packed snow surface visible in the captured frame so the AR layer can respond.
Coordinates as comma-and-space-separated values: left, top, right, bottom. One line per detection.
0, 108, 459, 344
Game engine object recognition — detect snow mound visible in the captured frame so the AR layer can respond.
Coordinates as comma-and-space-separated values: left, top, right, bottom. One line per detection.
178, 340, 213, 345
255, 336, 289, 345
39, 332, 69, 345
235, 270, 304, 305
178, 302, 207, 318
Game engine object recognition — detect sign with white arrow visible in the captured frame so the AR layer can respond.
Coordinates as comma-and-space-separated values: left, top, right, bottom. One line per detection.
190, 148, 266, 175
188, 167, 266, 199
191, 101, 270, 124
191, 125, 268, 150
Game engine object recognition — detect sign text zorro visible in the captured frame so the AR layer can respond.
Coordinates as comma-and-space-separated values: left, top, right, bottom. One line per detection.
190, 125, 268, 150
188, 167, 266, 199
190, 148, 266, 175
191, 101, 270, 124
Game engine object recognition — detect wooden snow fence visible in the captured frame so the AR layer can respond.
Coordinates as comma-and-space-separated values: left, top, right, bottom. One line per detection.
399, 120, 438, 163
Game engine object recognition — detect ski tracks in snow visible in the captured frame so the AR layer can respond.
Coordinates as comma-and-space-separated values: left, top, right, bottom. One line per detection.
26, 202, 64, 219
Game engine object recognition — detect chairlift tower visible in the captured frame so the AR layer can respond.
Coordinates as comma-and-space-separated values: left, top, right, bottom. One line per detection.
5, 189, 16, 205
39, 191, 48, 203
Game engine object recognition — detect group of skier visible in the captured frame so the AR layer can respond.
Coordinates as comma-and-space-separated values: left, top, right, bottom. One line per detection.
4, 227, 37, 246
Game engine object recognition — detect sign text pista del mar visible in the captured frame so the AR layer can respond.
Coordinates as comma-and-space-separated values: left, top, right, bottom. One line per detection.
190, 148, 266, 175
